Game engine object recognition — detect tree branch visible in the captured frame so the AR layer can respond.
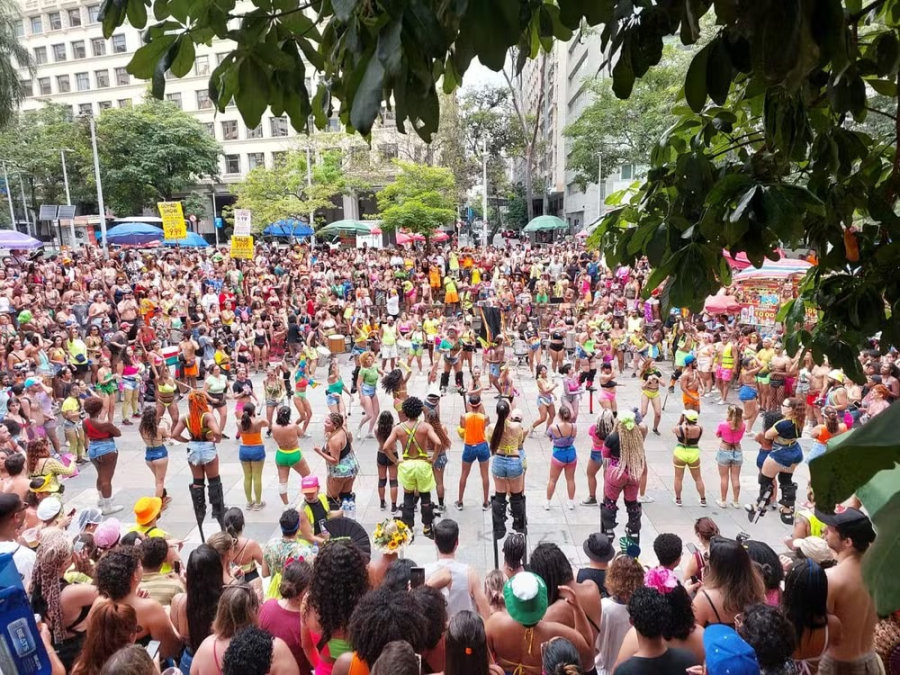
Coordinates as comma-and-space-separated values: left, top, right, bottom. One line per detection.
849, 0, 888, 23
710, 138, 764, 159
865, 106, 898, 122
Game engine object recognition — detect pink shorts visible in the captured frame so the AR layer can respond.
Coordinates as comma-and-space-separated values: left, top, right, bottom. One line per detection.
603, 464, 640, 502
601, 389, 616, 402
717, 367, 733, 381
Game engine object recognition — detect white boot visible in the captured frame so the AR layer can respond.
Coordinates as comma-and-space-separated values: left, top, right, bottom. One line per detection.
101, 497, 123, 515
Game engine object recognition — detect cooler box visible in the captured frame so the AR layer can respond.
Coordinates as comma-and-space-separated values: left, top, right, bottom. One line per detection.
0, 564, 52, 674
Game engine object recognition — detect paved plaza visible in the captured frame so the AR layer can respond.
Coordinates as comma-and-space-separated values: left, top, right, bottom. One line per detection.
59, 351, 808, 573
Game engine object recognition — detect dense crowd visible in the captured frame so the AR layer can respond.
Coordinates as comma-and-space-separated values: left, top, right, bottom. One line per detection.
0, 238, 894, 675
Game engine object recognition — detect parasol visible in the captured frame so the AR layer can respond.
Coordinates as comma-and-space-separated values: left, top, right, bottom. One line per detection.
733, 257, 812, 282
396, 232, 425, 245
162, 232, 209, 247
317, 219, 372, 235
0, 229, 43, 249
703, 293, 742, 314
432, 231, 450, 242
523, 215, 568, 233
321, 517, 371, 560
263, 219, 314, 237
106, 223, 165, 246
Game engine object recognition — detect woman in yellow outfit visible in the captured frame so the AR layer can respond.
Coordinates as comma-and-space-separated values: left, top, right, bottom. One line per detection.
671, 410, 707, 507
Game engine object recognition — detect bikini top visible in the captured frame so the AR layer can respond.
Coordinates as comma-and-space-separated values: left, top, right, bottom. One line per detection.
676, 425, 702, 447
549, 423, 576, 448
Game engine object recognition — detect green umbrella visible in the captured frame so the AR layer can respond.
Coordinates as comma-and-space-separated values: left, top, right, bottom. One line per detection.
318, 219, 372, 235
523, 215, 569, 232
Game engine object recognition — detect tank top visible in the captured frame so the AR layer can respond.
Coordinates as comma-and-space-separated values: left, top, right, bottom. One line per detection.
720, 343, 734, 368
424, 559, 475, 617
463, 413, 486, 445
240, 430, 263, 445
83, 419, 112, 441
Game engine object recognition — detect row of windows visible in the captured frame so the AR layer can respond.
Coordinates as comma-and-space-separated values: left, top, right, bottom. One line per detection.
22, 67, 129, 96
30, 35, 126, 66
223, 152, 294, 175
39, 99, 132, 121
16, 6, 101, 37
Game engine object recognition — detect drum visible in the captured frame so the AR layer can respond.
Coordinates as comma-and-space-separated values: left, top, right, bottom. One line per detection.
316, 345, 331, 359
328, 335, 346, 354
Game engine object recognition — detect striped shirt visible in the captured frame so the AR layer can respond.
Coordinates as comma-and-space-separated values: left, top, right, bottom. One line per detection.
139, 571, 184, 607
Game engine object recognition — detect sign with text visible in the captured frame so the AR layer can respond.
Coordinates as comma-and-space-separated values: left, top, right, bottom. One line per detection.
230, 235, 254, 259
233, 209, 252, 236
157, 201, 187, 240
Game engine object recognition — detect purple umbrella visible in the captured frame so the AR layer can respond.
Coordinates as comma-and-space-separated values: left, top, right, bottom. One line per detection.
0, 230, 43, 249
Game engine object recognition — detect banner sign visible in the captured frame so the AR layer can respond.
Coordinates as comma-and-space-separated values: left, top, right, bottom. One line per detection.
233, 209, 252, 236
230, 235, 254, 259
158, 202, 187, 240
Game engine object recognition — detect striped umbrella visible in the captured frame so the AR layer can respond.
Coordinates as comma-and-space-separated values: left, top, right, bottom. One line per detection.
733, 257, 812, 282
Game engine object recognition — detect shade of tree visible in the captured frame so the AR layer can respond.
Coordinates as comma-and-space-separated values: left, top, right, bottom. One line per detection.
377, 161, 456, 242
95, 98, 220, 215
0, 0, 33, 130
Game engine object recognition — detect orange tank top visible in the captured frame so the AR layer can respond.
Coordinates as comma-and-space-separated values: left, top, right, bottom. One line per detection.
240, 430, 263, 445
464, 413, 486, 445
349, 653, 370, 675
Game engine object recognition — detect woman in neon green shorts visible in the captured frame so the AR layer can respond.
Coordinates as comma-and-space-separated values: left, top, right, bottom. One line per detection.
671, 409, 707, 507
270, 405, 311, 505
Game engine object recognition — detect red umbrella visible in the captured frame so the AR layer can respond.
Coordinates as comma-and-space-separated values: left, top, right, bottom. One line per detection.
704, 294, 742, 314
370, 226, 382, 235
432, 231, 449, 242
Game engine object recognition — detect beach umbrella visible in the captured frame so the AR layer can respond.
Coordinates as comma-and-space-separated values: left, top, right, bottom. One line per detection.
703, 293, 742, 314
162, 232, 209, 247
263, 219, 314, 237
432, 231, 450, 242
0, 230, 43, 249
106, 223, 165, 246
317, 219, 371, 235
523, 215, 568, 233
733, 257, 812, 282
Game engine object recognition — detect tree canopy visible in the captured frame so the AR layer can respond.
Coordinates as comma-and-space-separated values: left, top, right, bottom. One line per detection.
96, 98, 220, 215
0, 0, 33, 130
376, 160, 456, 239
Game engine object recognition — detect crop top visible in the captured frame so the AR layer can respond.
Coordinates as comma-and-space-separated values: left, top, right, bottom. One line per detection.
716, 421, 746, 446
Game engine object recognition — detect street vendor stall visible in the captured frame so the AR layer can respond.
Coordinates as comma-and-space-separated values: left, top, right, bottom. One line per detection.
732, 257, 812, 326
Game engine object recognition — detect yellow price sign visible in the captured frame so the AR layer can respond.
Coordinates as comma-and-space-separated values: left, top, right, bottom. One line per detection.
157, 202, 187, 240
230, 235, 254, 259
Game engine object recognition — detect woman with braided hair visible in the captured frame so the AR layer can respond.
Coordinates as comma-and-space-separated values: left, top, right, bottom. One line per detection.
582, 409, 616, 506
599, 410, 648, 544
31, 529, 99, 671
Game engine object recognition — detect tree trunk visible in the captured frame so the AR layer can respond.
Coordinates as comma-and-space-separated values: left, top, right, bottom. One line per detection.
525, 146, 535, 221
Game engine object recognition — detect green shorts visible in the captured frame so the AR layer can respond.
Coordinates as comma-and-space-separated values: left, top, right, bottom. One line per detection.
398, 458, 436, 493
276, 447, 302, 467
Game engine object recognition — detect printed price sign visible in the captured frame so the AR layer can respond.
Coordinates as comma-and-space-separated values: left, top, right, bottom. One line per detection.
230, 235, 254, 259
157, 202, 187, 240
233, 209, 252, 236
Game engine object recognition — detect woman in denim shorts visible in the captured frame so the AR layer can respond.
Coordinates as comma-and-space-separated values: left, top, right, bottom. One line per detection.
714, 405, 746, 509
173, 390, 226, 530
486, 400, 527, 538
82, 396, 124, 515
139, 406, 171, 509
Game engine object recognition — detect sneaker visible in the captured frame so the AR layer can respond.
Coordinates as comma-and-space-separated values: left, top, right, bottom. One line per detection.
566, 500, 575, 511
75, 457, 89, 465
101, 503, 124, 516
356, 428, 363, 440
581, 497, 598, 506
699, 498, 707, 507
454, 501, 464, 511
391, 504, 400, 514
255, 501, 266, 510
543, 499, 551, 511
732, 501, 741, 509
246, 502, 255, 510
637, 494, 654, 503
652, 428, 660, 435
715, 499, 728, 508
482, 502, 490, 511
380, 500, 386, 511
673, 497, 682, 507
433, 503, 444, 514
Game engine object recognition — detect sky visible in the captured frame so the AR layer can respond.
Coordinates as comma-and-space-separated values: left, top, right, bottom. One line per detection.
459, 57, 507, 92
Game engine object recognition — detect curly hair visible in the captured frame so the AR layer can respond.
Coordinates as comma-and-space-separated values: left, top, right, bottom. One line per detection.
401, 396, 423, 420
83, 396, 104, 417
426, 408, 452, 452
381, 369, 404, 395
222, 626, 273, 675
737, 603, 796, 670
652, 533, 683, 568
594, 409, 616, 441
412, 585, 448, 650
26, 437, 49, 474
96, 547, 141, 601
664, 585, 697, 641
138, 406, 159, 439
605, 555, 645, 603
529, 543, 574, 606
307, 541, 370, 648
627, 587, 671, 639
347, 588, 427, 665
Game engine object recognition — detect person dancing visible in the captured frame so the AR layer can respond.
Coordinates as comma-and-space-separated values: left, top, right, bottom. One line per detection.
488, 399, 527, 539
83, 396, 124, 515
529, 364, 557, 436
456, 395, 491, 511
599, 410, 647, 544
138, 407, 171, 508
314, 412, 358, 510
638, 356, 663, 435
325, 360, 350, 418
237, 402, 268, 511
270, 406, 311, 505
355, 352, 381, 440
425, 408, 452, 514
544, 406, 578, 511
172, 390, 225, 533
374, 411, 399, 513
597, 362, 618, 415
381, 366, 412, 421
559, 363, 583, 423
438, 326, 465, 395
582, 409, 616, 506
672, 410, 707, 507
715, 404, 746, 508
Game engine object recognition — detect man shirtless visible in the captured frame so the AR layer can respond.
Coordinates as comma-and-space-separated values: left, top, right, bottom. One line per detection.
768, 343, 794, 410
179, 334, 200, 388
679, 355, 702, 413
811, 361, 831, 424
818, 508, 879, 675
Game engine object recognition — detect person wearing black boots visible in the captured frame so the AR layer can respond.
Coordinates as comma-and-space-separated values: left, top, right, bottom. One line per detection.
438, 326, 465, 395
173, 390, 225, 539
487, 400, 527, 540
380, 397, 446, 539
599, 410, 647, 545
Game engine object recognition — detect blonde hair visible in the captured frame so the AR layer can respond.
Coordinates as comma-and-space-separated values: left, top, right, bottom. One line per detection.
207, 531, 236, 560
617, 420, 645, 479
484, 569, 506, 611
211, 585, 259, 638
727, 405, 743, 429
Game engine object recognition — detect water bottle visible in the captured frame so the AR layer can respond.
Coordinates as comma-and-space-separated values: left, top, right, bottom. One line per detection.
346, 500, 356, 520
340, 499, 349, 518
311, 543, 319, 557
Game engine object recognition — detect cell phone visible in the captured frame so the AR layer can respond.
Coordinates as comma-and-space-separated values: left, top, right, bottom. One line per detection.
686, 543, 698, 555
73, 540, 85, 554
145, 640, 160, 660
690, 575, 700, 584
410, 566, 425, 589
68, 508, 77, 517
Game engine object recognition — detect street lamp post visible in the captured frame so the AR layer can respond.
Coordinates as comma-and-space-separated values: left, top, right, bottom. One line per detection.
482, 139, 488, 253
60, 149, 77, 247
18, 174, 31, 237
2, 163, 15, 229
88, 116, 109, 258
210, 191, 219, 247
597, 151, 603, 223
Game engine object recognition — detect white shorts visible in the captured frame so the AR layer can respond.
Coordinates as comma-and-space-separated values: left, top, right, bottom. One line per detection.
381, 344, 398, 359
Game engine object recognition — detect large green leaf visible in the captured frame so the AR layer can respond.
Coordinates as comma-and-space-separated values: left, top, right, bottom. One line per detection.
170, 35, 195, 78
685, 43, 710, 112
235, 57, 269, 129
350, 57, 385, 135
126, 34, 177, 79
857, 466, 900, 616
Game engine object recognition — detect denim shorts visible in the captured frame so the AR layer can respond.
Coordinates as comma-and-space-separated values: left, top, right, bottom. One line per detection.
715, 448, 743, 466
489, 363, 501, 378
756, 449, 769, 470
433, 452, 448, 470
361, 383, 377, 398
590, 449, 603, 463
491, 454, 524, 478
326, 394, 341, 407
769, 442, 803, 468
187, 441, 218, 466
239, 444, 265, 462
88, 438, 117, 460
462, 441, 490, 463
145, 445, 168, 462
552, 445, 577, 466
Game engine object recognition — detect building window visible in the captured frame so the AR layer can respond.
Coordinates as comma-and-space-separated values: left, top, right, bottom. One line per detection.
72, 40, 85, 59
75, 72, 89, 91
203, 122, 214, 137
270, 116, 288, 137
221, 120, 238, 140
57, 75, 70, 93
379, 143, 398, 160
196, 90, 212, 110
246, 124, 262, 139
620, 163, 633, 180
91, 38, 106, 57
78, 103, 93, 116
224, 154, 240, 174
98, 101, 112, 110
166, 92, 182, 109
52, 44, 66, 62
95, 70, 109, 88
111, 34, 126, 53
37, 77, 50, 95
13, 20, 23, 37
67, 8, 81, 27
118, 98, 132, 107
87, 5, 100, 23
48, 12, 61, 30
21, 79, 32, 97
30, 16, 42, 34
272, 151, 287, 166
34, 47, 47, 65
195, 55, 210, 76
115, 67, 129, 86
216, 52, 229, 64
248, 152, 265, 170
62, 106, 73, 122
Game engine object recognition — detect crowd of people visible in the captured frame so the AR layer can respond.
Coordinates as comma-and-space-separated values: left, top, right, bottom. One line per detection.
0, 237, 894, 675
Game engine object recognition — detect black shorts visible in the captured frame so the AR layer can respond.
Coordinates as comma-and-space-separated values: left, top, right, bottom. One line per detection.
549, 343, 565, 353
377, 451, 392, 467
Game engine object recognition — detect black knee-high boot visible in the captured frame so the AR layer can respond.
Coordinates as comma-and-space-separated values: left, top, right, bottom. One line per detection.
189, 479, 207, 541
350, 365, 360, 394
624, 499, 642, 543
601, 497, 618, 542
778, 472, 798, 525
491, 493, 508, 540
747, 474, 775, 523
510, 492, 526, 533
208, 476, 225, 530
421, 491, 435, 539
401, 491, 416, 530
440, 372, 450, 393
455, 370, 464, 392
